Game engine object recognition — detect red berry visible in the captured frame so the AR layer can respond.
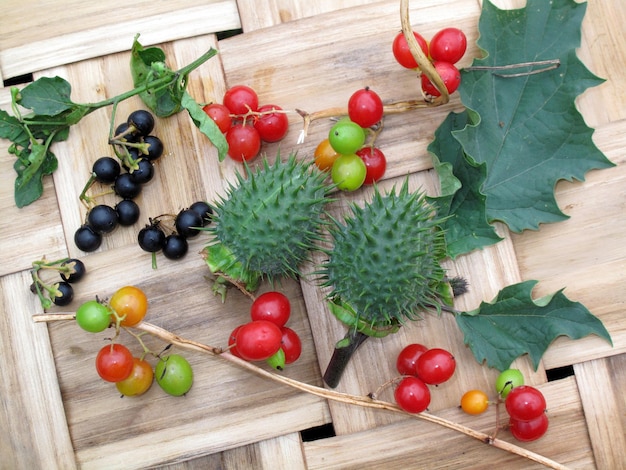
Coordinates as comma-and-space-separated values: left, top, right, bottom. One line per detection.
254, 104, 289, 142
421, 62, 461, 97
505, 385, 547, 422
396, 343, 428, 376
394, 376, 431, 413
223, 85, 259, 115
429, 27, 467, 64
226, 123, 261, 162
280, 327, 302, 364
250, 291, 291, 327
509, 413, 549, 442
356, 146, 386, 184
235, 320, 282, 361
202, 103, 232, 133
392, 31, 429, 69
348, 87, 384, 128
415, 348, 456, 385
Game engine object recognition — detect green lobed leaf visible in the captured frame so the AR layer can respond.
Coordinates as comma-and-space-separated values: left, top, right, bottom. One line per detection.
456, 280, 612, 371
17, 76, 79, 116
453, 0, 614, 232
428, 110, 502, 258
181, 91, 228, 162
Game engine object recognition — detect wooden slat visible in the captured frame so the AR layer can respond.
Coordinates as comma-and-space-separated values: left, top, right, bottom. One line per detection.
0, 272, 76, 469
574, 355, 626, 469
303, 377, 595, 469
0, 1, 240, 81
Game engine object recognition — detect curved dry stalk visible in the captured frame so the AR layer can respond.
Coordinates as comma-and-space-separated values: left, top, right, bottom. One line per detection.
399, 0, 449, 104
33, 313, 568, 469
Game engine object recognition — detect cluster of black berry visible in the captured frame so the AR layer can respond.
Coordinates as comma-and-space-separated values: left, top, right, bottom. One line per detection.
30, 257, 87, 309
138, 202, 213, 266
74, 110, 164, 252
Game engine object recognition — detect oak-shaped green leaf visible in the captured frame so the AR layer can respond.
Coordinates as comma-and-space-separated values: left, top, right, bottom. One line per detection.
456, 280, 611, 371
453, 0, 614, 232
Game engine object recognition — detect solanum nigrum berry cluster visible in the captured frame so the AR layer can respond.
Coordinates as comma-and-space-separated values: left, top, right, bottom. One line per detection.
74, 285, 194, 397
202, 85, 290, 162
74, 110, 165, 253
392, 27, 467, 97
29, 257, 87, 309
228, 291, 302, 370
314, 87, 387, 192
388, 343, 456, 413
137, 201, 213, 267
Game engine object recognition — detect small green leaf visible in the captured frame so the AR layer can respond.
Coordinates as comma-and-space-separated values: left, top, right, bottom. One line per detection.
181, 91, 228, 162
14, 146, 58, 207
131, 35, 180, 117
0, 109, 30, 148
456, 280, 612, 371
18, 77, 77, 116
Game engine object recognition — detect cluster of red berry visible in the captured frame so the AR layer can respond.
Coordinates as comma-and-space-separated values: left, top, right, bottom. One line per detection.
392, 343, 456, 413
392, 27, 467, 96
202, 85, 290, 162
228, 291, 302, 370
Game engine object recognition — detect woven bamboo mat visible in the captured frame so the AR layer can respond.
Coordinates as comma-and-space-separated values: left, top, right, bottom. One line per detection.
0, 0, 624, 468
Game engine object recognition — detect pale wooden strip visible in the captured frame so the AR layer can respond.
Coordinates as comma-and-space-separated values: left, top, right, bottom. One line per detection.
236, 0, 384, 31
0, 88, 67, 276
303, 377, 595, 469
221, 433, 307, 469
0, 271, 76, 469
574, 356, 626, 469
0, 2, 240, 80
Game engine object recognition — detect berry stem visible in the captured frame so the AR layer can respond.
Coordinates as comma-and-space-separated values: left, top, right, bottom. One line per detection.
31, 313, 567, 469
322, 329, 370, 388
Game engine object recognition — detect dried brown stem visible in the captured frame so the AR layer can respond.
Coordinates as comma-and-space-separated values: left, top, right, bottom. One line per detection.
33, 313, 567, 469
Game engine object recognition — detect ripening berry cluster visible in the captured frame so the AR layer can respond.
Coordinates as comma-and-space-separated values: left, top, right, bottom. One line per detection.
74, 110, 164, 252
202, 85, 290, 162
392, 27, 467, 96
459, 368, 550, 442
75, 286, 194, 397
314, 87, 387, 192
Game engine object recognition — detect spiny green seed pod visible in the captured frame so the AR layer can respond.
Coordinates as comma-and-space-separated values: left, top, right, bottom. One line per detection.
319, 180, 450, 334
203, 154, 331, 294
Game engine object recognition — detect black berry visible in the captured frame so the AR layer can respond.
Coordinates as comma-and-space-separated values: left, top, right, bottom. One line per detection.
137, 224, 166, 252
163, 234, 189, 260
87, 204, 119, 234
60, 258, 86, 283
113, 173, 142, 199
143, 135, 164, 161
189, 201, 213, 226
128, 110, 155, 137
52, 281, 74, 306
115, 199, 140, 226
92, 157, 121, 184
129, 158, 154, 185
74, 225, 102, 252
115, 122, 140, 142
175, 209, 203, 238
